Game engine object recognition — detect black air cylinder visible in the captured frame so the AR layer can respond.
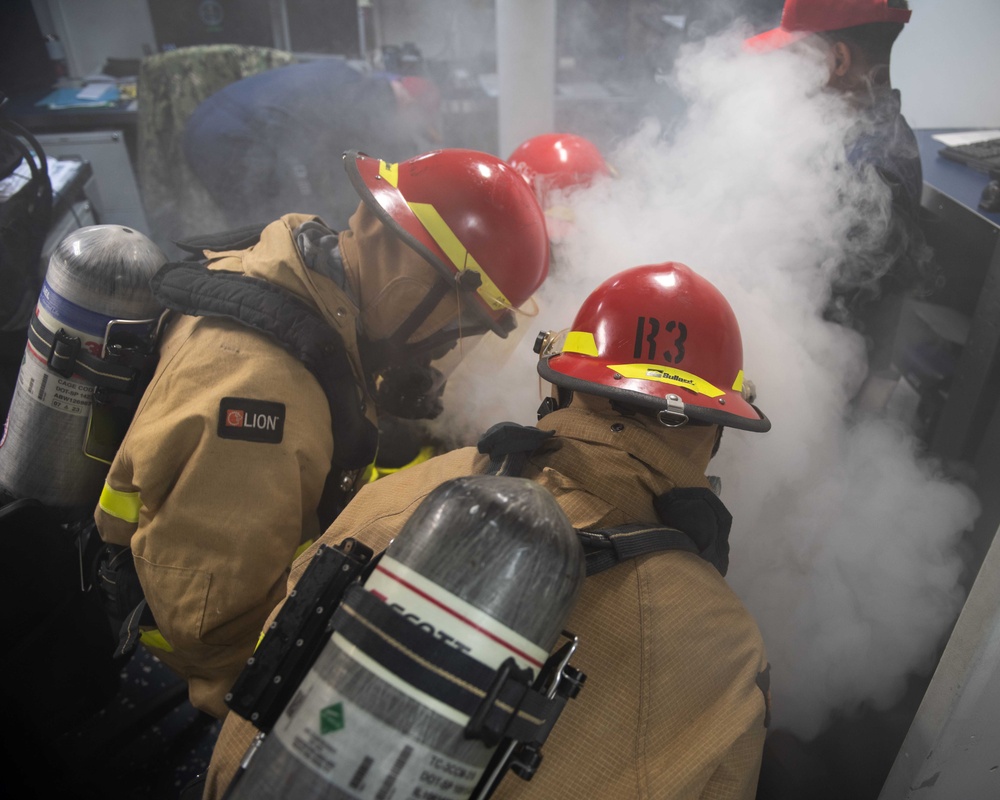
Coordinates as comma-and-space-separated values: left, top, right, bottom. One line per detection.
229, 474, 585, 800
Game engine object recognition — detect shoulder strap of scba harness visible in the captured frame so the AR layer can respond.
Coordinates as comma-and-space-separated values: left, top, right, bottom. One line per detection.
110, 250, 380, 660
149, 261, 379, 479
476, 421, 732, 577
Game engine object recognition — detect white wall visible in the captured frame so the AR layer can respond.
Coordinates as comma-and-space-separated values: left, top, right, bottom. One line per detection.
31, 0, 157, 79
894, 0, 1000, 129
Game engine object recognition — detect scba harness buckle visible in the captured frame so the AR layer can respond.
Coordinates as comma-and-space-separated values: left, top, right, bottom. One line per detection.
93, 316, 166, 409
46, 327, 82, 378
469, 632, 586, 799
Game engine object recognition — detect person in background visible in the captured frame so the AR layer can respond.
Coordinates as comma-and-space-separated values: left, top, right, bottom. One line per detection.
182, 56, 442, 231
746, 0, 934, 412
92, 146, 549, 721
203, 260, 773, 800
748, 4, 937, 796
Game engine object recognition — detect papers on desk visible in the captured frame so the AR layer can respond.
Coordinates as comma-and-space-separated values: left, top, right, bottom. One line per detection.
0, 157, 86, 202
36, 83, 121, 109
932, 130, 1000, 147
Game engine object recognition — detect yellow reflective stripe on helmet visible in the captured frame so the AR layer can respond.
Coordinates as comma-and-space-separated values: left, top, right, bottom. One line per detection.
139, 628, 174, 653
407, 202, 511, 311
379, 160, 399, 187
98, 483, 141, 524
732, 370, 744, 392
608, 363, 726, 398
562, 331, 599, 357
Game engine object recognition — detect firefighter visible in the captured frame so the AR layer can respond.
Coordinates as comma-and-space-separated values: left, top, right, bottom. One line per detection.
203, 260, 773, 800
92, 147, 550, 721
508, 132, 614, 245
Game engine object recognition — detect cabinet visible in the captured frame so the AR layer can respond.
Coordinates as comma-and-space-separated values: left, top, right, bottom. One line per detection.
35, 129, 150, 236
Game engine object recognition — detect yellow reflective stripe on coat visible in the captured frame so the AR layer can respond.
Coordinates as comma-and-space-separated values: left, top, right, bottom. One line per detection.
98, 483, 142, 524
366, 445, 436, 484
608, 363, 726, 398
140, 628, 174, 653
250, 539, 314, 653
294, 539, 314, 560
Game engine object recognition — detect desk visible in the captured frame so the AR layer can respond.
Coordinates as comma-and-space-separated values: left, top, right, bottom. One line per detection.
4, 89, 138, 148
4, 89, 139, 177
913, 130, 1000, 464
878, 142, 1000, 800
910, 130, 1000, 582
6, 89, 150, 236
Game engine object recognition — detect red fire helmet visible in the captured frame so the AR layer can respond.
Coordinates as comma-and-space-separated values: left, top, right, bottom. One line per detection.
537, 262, 770, 432
345, 148, 549, 337
745, 0, 912, 52
508, 133, 612, 198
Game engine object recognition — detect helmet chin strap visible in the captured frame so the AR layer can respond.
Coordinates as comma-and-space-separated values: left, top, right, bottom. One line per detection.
358, 271, 486, 374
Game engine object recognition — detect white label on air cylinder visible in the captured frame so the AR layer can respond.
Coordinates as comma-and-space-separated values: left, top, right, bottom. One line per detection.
363, 555, 547, 674
273, 674, 484, 800
16, 352, 94, 416
19, 289, 108, 416
332, 556, 549, 725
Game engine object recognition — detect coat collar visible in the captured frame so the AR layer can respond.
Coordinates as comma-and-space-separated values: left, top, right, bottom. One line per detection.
535, 398, 717, 517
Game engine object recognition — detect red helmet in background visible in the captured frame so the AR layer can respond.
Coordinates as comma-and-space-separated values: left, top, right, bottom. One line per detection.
508, 133, 612, 243
508, 133, 612, 201
536, 262, 770, 432
345, 148, 549, 337
745, 0, 912, 52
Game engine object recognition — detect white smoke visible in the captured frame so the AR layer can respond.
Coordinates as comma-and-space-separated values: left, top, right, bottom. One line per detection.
433, 27, 980, 739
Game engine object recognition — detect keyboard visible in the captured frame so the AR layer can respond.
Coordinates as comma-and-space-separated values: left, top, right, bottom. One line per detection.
939, 137, 1000, 174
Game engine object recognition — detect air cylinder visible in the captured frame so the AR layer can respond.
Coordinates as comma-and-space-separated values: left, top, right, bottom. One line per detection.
229, 474, 585, 800
0, 225, 166, 516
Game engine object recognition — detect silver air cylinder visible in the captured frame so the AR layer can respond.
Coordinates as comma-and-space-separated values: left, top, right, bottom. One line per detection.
0, 225, 166, 515
230, 474, 586, 800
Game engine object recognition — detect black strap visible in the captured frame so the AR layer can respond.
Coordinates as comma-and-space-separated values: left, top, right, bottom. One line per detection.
174, 223, 269, 257
475, 422, 732, 576
150, 262, 378, 474
333, 585, 567, 748
577, 523, 700, 577
114, 597, 155, 659
653, 487, 731, 576
27, 314, 138, 391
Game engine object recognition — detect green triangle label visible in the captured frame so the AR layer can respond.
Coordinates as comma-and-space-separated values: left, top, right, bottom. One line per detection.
320, 702, 345, 734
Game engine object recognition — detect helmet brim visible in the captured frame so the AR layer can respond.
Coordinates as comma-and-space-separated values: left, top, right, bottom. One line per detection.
538, 354, 771, 433
743, 26, 810, 53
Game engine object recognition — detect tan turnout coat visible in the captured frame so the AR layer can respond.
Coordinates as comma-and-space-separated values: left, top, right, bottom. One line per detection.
94, 214, 376, 719
204, 397, 770, 799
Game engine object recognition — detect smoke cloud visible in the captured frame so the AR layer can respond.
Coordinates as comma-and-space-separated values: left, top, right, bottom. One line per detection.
432, 25, 981, 739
